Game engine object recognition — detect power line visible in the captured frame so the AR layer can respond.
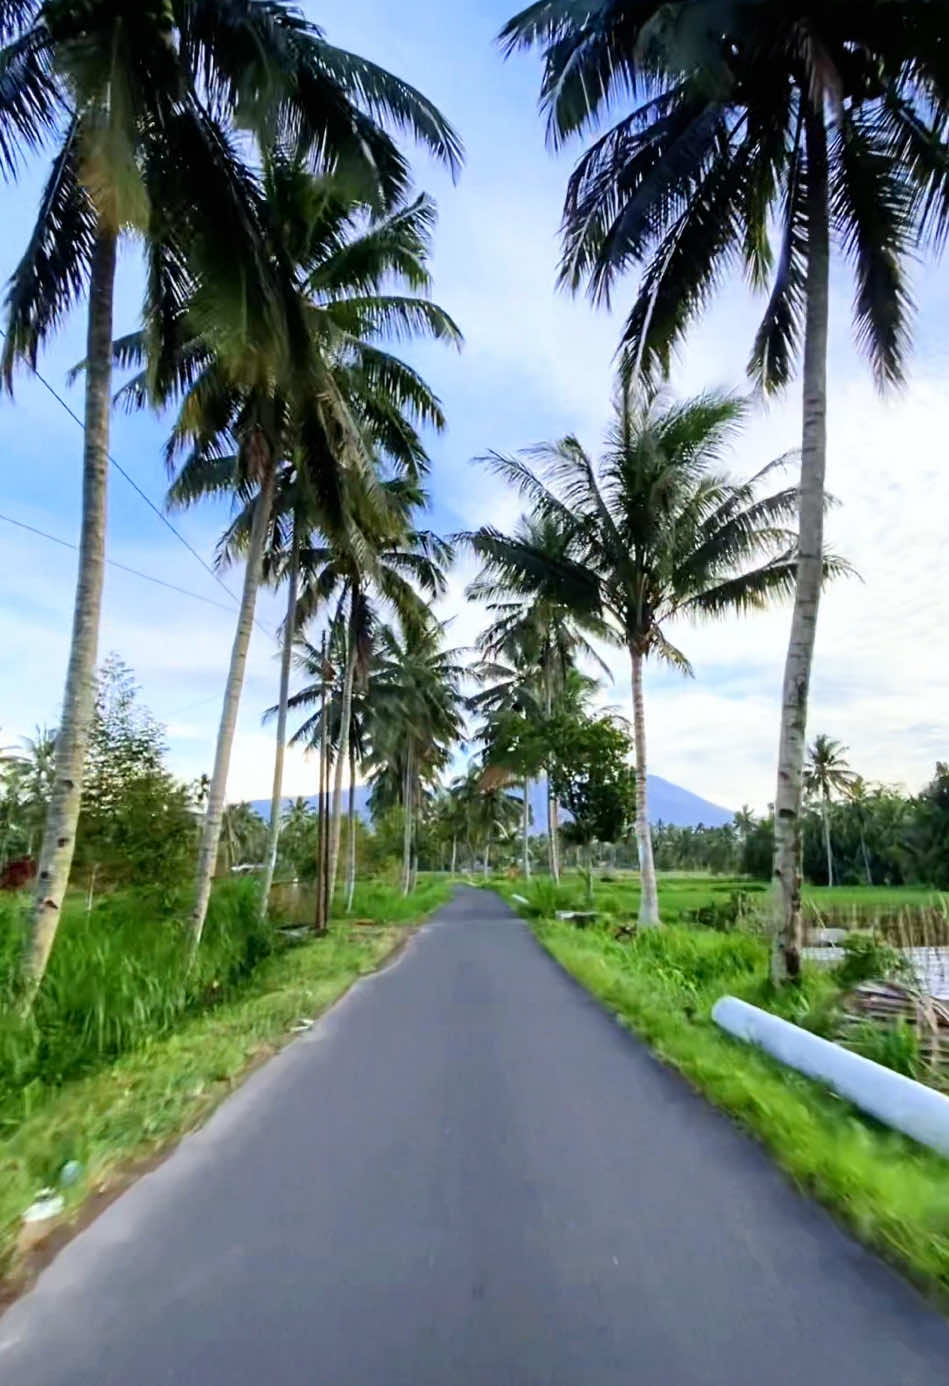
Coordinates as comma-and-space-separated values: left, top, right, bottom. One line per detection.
0, 330, 279, 643
0, 510, 243, 613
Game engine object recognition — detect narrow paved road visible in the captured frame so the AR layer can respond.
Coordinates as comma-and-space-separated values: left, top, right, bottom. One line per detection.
4, 888, 949, 1384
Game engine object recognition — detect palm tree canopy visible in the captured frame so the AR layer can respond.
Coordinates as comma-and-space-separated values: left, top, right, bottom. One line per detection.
804, 733, 856, 802
470, 380, 842, 667
365, 620, 465, 813
1, 1, 462, 382
119, 164, 461, 545
466, 510, 615, 697
500, 0, 949, 390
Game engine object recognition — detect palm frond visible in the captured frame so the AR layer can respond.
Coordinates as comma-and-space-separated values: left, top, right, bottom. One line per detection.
750, 135, 808, 389
0, 22, 62, 179
324, 295, 463, 348
832, 105, 915, 388
308, 193, 437, 295
2, 119, 95, 383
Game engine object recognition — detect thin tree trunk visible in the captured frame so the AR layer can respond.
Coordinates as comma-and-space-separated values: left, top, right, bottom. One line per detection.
316, 677, 331, 933
630, 647, 660, 927
450, 834, 457, 876
21, 226, 117, 1007
771, 105, 829, 986
860, 829, 872, 887
401, 746, 413, 896
345, 742, 357, 913
327, 597, 358, 905
191, 459, 276, 952
323, 750, 333, 925
483, 838, 490, 879
259, 522, 300, 922
522, 779, 531, 879
822, 795, 834, 887
544, 663, 560, 881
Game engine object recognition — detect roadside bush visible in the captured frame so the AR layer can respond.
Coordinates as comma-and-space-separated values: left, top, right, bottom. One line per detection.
835, 932, 913, 988
688, 887, 764, 932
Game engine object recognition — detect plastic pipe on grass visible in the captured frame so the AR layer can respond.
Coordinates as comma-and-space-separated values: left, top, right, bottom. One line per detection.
712, 996, 949, 1158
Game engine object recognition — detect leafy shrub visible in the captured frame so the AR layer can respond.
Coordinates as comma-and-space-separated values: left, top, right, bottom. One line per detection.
835, 932, 913, 988
688, 888, 762, 932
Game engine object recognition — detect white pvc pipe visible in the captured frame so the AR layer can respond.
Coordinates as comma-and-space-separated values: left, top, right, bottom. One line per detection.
712, 995, 949, 1158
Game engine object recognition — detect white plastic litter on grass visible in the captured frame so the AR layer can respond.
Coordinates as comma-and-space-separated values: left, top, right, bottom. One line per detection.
23, 1189, 65, 1223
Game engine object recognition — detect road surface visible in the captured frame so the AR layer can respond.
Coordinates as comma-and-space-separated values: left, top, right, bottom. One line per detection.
3, 886, 949, 1384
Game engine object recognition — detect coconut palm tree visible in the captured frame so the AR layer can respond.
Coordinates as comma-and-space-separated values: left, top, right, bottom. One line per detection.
1, 0, 462, 1001
210, 180, 461, 921
467, 512, 613, 880
470, 382, 843, 926
366, 621, 465, 894
847, 775, 875, 888
122, 165, 459, 948
804, 734, 856, 887
500, 0, 947, 966
292, 482, 452, 906
469, 663, 542, 880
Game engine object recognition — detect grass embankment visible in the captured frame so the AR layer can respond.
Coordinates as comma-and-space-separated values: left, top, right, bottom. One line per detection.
0, 875, 451, 1284
499, 874, 949, 1299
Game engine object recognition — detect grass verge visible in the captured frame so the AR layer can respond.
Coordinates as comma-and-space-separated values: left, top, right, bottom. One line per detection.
0, 878, 452, 1291
497, 880, 949, 1301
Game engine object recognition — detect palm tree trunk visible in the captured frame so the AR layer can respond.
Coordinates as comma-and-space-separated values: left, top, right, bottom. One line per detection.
401, 746, 413, 896
450, 833, 457, 876
771, 106, 829, 985
544, 663, 560, 881
822, 795, 834, 887
630, 647, 660, 927
259, 522, 300, 922
314, 645, 328, 933
327, 597, 358, 905
191, 460, 276, 951
860, 829, 872, 887
345, 742, 357, 914
483, 838, 490, 879
522, 779, 531, 879
21, 226, 117, 1008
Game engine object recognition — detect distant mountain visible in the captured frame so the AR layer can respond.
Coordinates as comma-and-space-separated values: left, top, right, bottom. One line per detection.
248, 775, 731, 831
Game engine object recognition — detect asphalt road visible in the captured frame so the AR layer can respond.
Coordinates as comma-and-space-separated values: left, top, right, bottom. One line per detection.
3, 886, 949, 1384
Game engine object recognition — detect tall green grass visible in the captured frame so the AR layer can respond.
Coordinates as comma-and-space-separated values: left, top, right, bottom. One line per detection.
0, 880, 273, 1119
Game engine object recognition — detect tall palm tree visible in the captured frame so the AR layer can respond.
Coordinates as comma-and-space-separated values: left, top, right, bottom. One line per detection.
500, 0, 947, 968
470, 382, 839, 926
468, 512, 612, 880
804, 734, 856, 888
125, 167, 458, 948
367, 621, 464, 894
449, 760, 520, 878
293, 482, 452, 905
847, 775, 875, 888
469, 662, 542, 880
1, 0, 462, 1000
213, 181, 461, 920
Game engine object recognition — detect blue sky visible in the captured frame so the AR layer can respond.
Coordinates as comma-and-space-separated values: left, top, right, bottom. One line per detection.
1, 0, 947, 812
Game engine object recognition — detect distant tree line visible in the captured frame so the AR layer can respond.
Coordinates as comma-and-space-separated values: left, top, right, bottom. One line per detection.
650, 761, 949, 890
